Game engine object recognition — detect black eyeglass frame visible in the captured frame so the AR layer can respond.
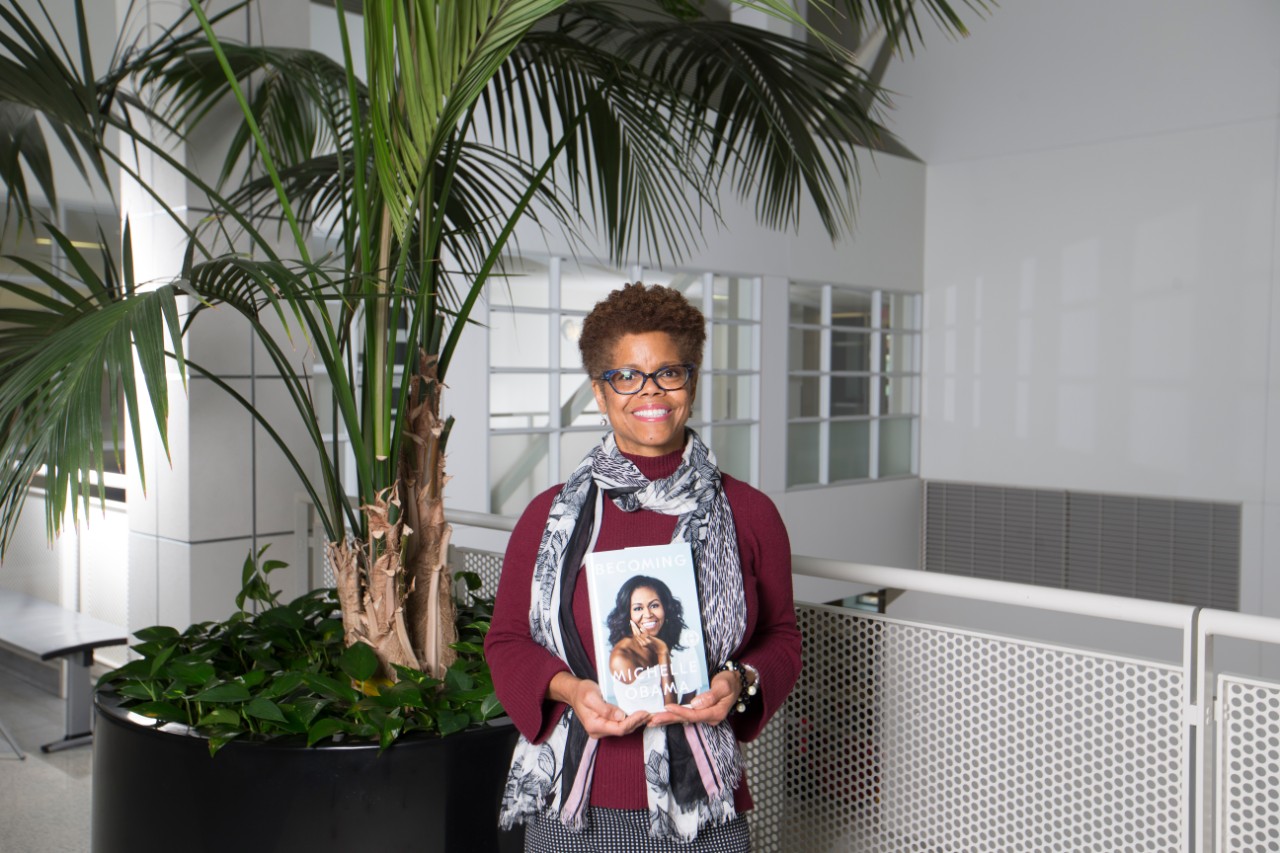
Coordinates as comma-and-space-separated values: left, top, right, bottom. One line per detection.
598, 363, 698, 395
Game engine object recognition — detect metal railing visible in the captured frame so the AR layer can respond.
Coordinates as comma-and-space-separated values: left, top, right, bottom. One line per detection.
304, 509, 1280, 851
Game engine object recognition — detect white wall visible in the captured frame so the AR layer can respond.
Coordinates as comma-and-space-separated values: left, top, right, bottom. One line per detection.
920, 123, 1275, 502
904, 13, 1280, 620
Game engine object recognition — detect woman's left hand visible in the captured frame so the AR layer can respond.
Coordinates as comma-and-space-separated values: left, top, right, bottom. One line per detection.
646, 670, 740, 727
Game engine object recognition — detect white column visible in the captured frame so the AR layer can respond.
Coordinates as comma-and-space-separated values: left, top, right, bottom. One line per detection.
124, 0, 315, 638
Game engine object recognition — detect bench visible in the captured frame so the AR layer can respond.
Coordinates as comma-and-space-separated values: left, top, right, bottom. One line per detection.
0, 589, 129, 757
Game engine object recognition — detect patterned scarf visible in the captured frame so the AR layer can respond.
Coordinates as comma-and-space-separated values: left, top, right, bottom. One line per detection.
498, 430, 747, 843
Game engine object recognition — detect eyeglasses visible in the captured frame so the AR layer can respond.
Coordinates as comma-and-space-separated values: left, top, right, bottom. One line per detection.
599, 363, 697, 395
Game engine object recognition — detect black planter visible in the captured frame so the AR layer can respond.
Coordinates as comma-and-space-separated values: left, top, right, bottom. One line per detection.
92, 694, 523, 853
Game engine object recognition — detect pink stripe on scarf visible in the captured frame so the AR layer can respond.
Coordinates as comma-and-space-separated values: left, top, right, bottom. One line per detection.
686, 723, 724, 798
559, 737, 599, 827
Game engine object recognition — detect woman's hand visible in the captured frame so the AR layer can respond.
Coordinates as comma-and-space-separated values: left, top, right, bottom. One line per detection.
610, 627, 670, 683
646, 670, 740, 728
628, 618, 669, 660
549, 672, 649, 738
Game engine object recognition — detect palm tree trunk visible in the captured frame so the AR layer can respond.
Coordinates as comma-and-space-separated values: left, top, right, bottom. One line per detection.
401, 352, 457, 677
329, 537, 420, 677
329, 351, 458, 681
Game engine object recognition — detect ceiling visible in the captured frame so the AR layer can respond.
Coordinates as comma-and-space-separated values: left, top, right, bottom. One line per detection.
876, 0, 1280, 165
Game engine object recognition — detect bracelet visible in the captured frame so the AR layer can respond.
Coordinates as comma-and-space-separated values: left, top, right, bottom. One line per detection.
718, 660, 760, 714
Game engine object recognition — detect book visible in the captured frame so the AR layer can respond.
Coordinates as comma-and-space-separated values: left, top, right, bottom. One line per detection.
584, 542, 712, 714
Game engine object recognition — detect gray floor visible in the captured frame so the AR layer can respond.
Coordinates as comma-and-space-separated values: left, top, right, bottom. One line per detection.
0, 676, 92, 853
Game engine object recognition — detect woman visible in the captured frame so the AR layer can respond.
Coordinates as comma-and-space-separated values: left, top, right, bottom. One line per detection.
606, 576, 688, 713
485, 282, 801, 851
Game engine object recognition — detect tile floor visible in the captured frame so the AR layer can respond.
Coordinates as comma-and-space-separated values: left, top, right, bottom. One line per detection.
0, 676, 92, 853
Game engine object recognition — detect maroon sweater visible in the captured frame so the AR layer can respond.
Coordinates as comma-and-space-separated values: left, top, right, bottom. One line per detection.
485, 448, 802, 811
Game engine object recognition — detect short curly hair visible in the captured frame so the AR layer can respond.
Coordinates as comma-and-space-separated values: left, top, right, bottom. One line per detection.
578, 282, 706, 380
605, 575, 688, 650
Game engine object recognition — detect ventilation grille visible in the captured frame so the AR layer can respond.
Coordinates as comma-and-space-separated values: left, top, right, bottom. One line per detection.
923, 481, 1240, 610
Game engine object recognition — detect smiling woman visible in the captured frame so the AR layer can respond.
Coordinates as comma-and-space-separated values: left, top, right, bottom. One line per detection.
580, 284, 706, 457
485, 283, 802, 851
604, 574, 689, 711
592, 333, 697, 456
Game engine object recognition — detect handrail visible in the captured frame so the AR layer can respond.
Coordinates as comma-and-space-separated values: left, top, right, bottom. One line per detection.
438, 510, 1201, 631
1197, 607, 1280, 644
791, 556, 1200, 630
446, 508, 517, 533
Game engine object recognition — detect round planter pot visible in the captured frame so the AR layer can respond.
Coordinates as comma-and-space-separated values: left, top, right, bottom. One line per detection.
92, 694, 523, 853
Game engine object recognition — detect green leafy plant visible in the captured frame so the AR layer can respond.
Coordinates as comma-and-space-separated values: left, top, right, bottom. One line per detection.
0, 0, 983, 744
99, 548, 501, 755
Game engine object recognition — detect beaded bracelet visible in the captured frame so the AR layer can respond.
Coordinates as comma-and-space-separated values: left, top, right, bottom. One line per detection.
718, 659, 760, 714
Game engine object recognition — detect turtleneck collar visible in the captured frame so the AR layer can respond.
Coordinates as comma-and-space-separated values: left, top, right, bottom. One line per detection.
619, 438, 686, 482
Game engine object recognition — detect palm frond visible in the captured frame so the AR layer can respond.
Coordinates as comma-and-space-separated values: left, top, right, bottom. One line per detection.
0, 227, 182, 552
0, 2, 105, 220
828, 0, 993, 53
364, 0, 571, 240
479, 2, 885, 263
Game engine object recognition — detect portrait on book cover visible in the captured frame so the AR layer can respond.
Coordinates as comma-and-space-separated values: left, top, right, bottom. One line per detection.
591, 563, 709, 714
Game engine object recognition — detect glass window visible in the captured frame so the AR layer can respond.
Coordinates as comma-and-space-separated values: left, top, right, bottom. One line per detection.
788, 376, 821, 418
490, 433, 550, 517
788, 283, 823, 325
881, 292, 918, 330
789, 328, 823, 371
830, 330, 871, 372
830, 289, 872, 328
830, 420, 871, 481
830, 376, 870, 417
712, 275, 756, 321
560, 431, 602, 481
487, 256, 550, 309
711, 424, 752, 482
787, 283, 921, 487
560, 260, 623, 312
878, 417, 915, 477
883, 376, 918, 416
882, 332, 921, 373
712, 324, 755, 371
489, 373, 550, 429
787, 422, 821, 488
488, 311, 550, 368
559, 374, 599, 426
711, 375, 753, 422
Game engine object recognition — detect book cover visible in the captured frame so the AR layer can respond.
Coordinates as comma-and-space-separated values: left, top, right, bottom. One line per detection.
584, 542, 711, 714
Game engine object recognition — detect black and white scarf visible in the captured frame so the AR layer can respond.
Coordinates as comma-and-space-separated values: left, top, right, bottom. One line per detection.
498, 430, 747, 843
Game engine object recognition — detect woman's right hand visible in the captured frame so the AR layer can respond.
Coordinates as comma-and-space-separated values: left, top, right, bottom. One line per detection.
549, 672, 649, 738
628, 619, 670, 660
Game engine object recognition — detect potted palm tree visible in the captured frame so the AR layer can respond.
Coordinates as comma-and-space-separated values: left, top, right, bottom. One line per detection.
0, 0, 981, 850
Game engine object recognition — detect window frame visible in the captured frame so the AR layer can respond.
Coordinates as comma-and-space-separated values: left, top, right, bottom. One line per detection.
786, 283, 921, 489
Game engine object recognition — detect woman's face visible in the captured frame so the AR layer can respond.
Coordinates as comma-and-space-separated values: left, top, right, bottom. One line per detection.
629, 586, 665, 636
593, 331, 695, 457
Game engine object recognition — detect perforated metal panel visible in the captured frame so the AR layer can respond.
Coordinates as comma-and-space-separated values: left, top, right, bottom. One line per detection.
763, 603, 1186, 852
314, 542, 504, 600
1217, 674, 1280, 851
742, 703, 787, 851
451, 546, 504, 598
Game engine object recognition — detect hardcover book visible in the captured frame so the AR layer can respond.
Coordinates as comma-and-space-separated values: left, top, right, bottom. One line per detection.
584, 542, 711, 714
